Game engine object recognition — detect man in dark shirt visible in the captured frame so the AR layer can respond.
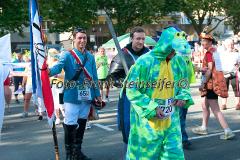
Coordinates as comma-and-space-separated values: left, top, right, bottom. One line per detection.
108, 26, 150, 156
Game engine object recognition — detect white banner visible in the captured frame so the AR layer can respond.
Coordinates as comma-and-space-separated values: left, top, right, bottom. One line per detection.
3, 62, 30, 77
0, 34, 11, 138
0, 34, 11, 63
0, 63, 11, 139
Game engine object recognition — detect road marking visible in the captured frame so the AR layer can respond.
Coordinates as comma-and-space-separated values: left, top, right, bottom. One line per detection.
99, 108, 118, 113
107, 98, 118, 102
106, 124, 118, 127
93, 124, 114, 131
99, 112, 117, 119
189, 129, 240, 140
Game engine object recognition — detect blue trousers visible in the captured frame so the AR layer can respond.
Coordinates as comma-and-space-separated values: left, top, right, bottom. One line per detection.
117, 90, 130, 144
179, 107, 189, 142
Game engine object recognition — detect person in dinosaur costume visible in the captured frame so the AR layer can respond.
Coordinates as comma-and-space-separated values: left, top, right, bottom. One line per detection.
125, 26, 194, 160
172, 32, 196, 149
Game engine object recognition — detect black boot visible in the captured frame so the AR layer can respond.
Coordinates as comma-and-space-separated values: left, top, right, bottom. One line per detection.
63, 123, 78, 160
72, 119, 91, 160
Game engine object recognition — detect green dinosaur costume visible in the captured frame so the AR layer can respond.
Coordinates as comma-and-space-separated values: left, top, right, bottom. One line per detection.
125, 27, 194, 160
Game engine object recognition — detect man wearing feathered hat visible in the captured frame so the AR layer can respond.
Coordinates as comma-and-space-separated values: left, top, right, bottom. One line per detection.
192, 32, 235, 140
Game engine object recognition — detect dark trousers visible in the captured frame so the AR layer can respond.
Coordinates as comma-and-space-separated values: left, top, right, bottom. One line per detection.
13, 76, 23, 96
226, 76, 240, 97
179, 107, 189, 142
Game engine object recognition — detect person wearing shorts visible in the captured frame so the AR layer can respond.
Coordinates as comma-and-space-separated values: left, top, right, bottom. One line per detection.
192, 33, 235, 140
95, 47, 110, 102
48, 48, 65, 125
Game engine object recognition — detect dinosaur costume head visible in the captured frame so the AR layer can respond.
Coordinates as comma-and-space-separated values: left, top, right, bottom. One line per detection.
151, 26, 190, 59
172, 31, 191, 56
171, 29, 196, 83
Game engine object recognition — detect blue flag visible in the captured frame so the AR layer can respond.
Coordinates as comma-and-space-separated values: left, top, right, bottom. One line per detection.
29, 0, 54, 124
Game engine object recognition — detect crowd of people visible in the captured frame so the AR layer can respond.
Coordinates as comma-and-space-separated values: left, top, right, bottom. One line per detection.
3, 26, 240, 160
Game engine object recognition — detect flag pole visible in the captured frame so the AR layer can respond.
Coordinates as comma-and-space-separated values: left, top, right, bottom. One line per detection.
52, 121, 60, 160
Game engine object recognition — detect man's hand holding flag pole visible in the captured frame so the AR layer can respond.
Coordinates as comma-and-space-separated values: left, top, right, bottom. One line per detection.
29, 0, 59, 159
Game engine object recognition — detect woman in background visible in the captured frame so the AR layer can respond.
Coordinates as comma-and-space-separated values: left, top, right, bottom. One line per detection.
48, 48, 65, 124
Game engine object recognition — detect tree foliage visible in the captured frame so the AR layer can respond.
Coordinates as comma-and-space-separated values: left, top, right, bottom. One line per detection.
0, 0, 239, 36
160, 0, 240, 35
0, 0, 28, 36
1, 0, 161, 36
0, 0, 98, 35
40, 0, 98, 33
177, 0, 226, 35
41, 0, 168, 35
223, 0, 240, 34
96, 0, 165, 35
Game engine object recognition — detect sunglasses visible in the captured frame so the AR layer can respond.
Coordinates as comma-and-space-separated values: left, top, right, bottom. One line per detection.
73, 28, 86, 34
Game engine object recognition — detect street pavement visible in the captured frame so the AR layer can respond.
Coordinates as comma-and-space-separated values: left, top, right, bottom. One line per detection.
1, 82, 240, 160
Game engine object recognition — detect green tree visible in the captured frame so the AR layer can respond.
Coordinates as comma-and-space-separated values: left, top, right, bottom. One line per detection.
41, 0, 169, 35
0, 0, 191, 37
0, 0, 28, 36
223, 0, 240, 34
0, 0, 98, 35
40, 0, 98, 33
177, 0, 227, 35
97, 0, 165, 35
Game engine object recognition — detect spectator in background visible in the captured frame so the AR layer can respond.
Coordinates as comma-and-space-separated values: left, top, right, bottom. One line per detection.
12, 50, 25, 103
89, 48, 94, 55
221, 39, 240, 110
48, 48, 65, 125
192, 42, 203, 78
95, 47, 110, 102
217, 40, 225, 52
233, 35, 240, 52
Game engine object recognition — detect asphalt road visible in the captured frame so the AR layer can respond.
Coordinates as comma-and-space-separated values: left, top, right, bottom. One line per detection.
1, 84, 240, 160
